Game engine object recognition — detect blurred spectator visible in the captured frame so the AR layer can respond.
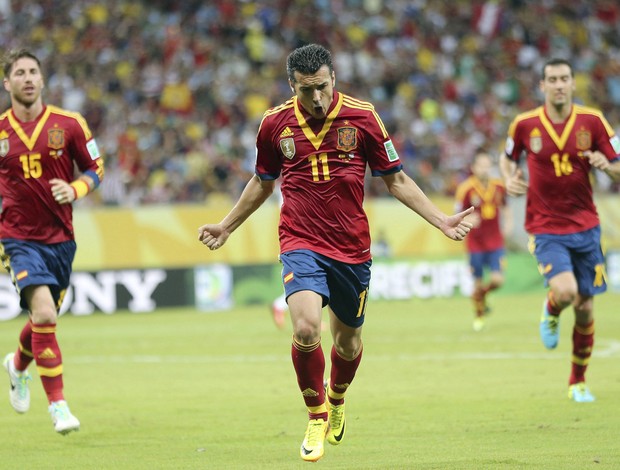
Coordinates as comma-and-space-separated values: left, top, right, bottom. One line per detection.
1, 0, 619, 206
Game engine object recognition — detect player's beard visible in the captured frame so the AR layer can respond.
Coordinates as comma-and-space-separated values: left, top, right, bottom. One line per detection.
13, 88, 41, 109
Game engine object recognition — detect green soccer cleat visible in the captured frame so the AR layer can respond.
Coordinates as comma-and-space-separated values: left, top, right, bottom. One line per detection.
48, 400, 80, 435
326, 402, 346, 445
539, 300, 560, 349
299, 418, 327, 462
3, 352, 31, 414
568, 382, 595, 403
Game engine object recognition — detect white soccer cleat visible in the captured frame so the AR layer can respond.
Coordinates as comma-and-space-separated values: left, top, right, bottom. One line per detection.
49, 400, 80, 435
3, 352, 31, 413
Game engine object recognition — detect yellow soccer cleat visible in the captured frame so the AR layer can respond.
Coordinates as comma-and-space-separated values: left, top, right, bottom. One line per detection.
299, 418, 328, 462
326, 402, 346, 445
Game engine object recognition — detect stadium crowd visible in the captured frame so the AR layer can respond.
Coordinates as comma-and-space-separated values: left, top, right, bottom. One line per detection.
1, 0, 619, 206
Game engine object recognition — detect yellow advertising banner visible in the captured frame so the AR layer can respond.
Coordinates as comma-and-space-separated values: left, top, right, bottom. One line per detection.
72, 195, 620, 270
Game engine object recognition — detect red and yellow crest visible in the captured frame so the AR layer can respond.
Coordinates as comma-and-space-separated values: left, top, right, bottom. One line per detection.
48, 128, 65, 150
575, 128, 591, 151
337, 126, 357, 152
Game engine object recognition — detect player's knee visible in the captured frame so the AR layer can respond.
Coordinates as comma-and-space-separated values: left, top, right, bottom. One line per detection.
30, 307, 57, 325
333, 338, 362, 361
552, 286, 577, 307
292, 319, 322, 344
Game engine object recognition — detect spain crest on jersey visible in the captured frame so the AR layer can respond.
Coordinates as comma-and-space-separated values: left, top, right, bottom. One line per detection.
279, 137, 295, 159
576, 129, 591, 151
337, 126, 357, 152
48, 128, 65, 150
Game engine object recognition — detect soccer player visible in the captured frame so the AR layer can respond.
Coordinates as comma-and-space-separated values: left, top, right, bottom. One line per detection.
455, 152, 511, 331
271, 292, 288, 329
500, 58, 620, 402
0, 49, 104, 433
198, 43, 473, 462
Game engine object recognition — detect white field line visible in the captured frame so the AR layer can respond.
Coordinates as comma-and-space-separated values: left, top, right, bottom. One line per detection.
68, 340, 620, 364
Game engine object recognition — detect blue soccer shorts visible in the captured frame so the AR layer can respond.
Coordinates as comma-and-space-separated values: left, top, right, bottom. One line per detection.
469, 248, 505, 279
0, 239, 76, 311
279, 249, 372, 328
530, 225, 607, 296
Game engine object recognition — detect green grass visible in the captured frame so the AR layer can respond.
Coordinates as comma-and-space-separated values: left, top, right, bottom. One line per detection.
1, 291, 620, 469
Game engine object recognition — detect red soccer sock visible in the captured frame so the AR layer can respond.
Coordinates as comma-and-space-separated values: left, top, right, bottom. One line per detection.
327, 344, 363, 406
291, 337, 327, 420
31, 323, 64, 403
569, 321, 594, 385
472, 287, 486, 316
13, 320, 34, 371
482, 281, 500, 296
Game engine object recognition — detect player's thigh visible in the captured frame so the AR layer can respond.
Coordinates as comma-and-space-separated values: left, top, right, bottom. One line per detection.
531, 235, 573, 284
469, 252, 484, 279
572, 242, 607, 297
280, 249, 330, 307
326, 259, 371, 329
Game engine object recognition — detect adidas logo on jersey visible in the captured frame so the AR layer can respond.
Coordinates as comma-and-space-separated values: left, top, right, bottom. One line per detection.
279, 127, 294, 138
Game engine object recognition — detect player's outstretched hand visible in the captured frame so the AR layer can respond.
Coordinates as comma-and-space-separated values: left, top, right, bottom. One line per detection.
198, 223, 230, 251
584, 150, 610, 171
442, 206, 474, 241
505, 168, 528, 196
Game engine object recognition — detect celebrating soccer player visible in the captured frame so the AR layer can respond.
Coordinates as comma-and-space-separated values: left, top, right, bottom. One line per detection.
500, 58, 620, 402
198, 43, 473, 462
1, 49, 104, 434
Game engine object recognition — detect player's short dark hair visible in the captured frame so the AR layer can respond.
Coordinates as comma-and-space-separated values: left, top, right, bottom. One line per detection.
286, 44, 333, 82
2, 49, 41, 78
542, 58, 573, 79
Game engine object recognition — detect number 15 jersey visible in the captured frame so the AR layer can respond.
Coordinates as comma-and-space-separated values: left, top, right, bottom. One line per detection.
255, 91, 402, 263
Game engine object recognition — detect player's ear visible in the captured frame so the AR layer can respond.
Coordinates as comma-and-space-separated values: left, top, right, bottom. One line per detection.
288, 80, 295, 93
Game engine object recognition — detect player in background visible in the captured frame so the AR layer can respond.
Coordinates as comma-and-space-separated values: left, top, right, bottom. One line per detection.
271, 292, 288, 329
500, 58, 620, 402
455, 152, 512, 331
0, 49, 104, 433
198, 43, 473, 462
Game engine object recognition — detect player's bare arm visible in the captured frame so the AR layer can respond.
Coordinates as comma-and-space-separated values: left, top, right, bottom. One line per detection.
381, 170, 473, 241
499, 154, 528, 196
198, 175, 275, 250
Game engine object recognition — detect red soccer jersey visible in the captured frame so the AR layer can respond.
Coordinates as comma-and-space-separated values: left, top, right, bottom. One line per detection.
255, 91, 402, 263
0, 105, 104, 243
455, 175, 506, 253
504, 104, 620, 235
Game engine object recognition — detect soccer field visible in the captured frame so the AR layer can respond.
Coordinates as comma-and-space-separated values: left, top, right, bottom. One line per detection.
1, 292, 619, 469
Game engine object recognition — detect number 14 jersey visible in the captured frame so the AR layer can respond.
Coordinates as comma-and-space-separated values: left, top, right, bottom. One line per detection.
504, 104, 620, 235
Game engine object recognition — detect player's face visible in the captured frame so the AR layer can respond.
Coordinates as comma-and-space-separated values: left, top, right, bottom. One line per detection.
3, 57, 44, 107
290, 65, 335, 119
540, 64, 574, 108
471, 154, 492, 181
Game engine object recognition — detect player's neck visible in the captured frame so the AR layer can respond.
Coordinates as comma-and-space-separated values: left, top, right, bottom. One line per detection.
11, 101, 44, 123
545, 102, 572, 123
